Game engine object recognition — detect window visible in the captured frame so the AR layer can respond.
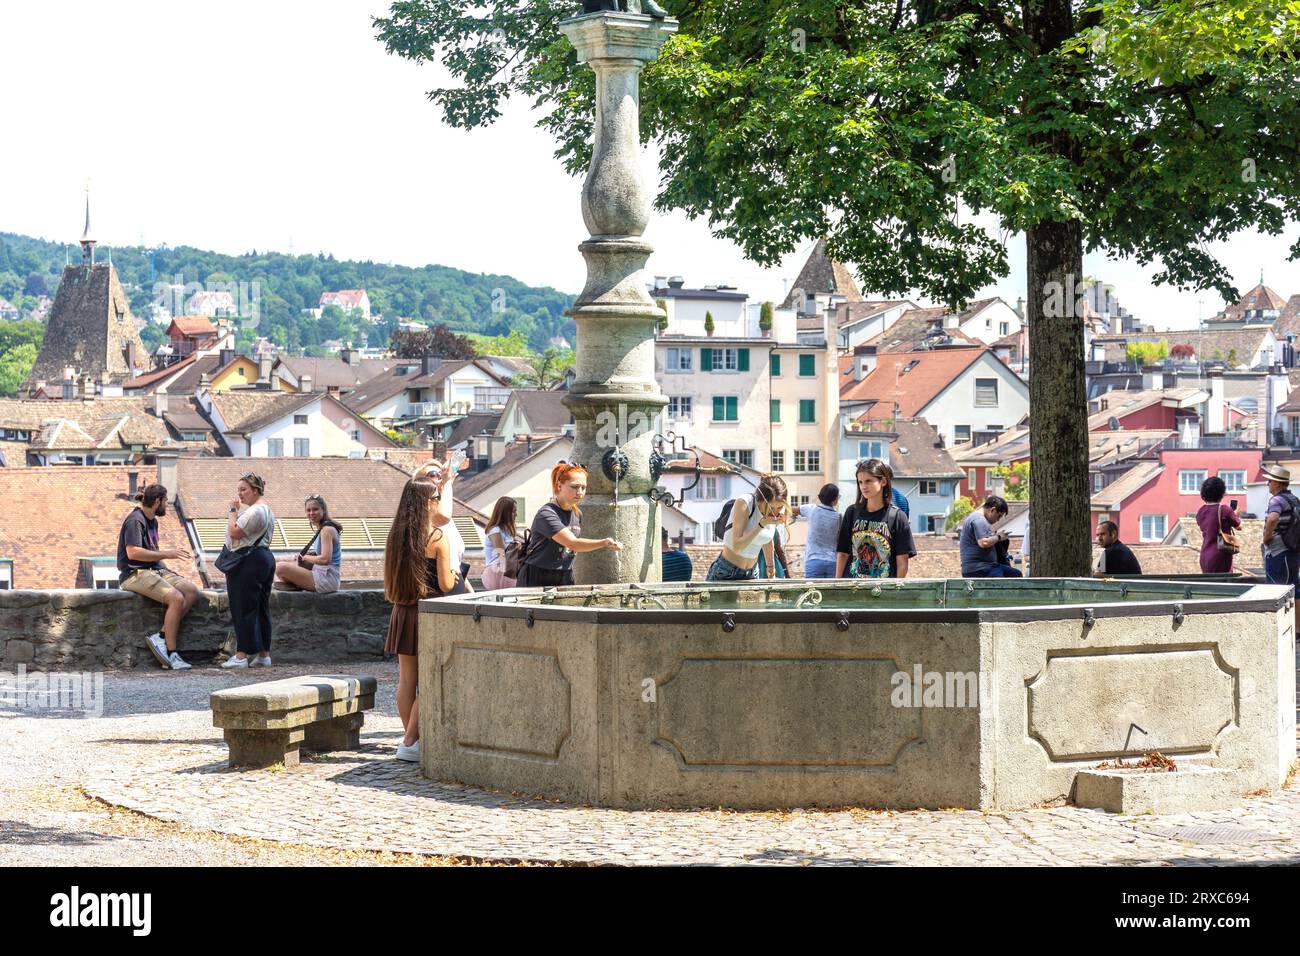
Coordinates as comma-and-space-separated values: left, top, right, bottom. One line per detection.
771, 450, 785, 472
798, 495, 811, 507
919, 480, 939, 496
1092, 472, 1105, 492
1179, 470, 1207, 494
721, 450, 754, 468
1140, 514, 1167, 541
955, 425, 972, 444
702, 348, 749, 372
667, 396, 693, 419
349, 429, 361, 442
925, 514, 945, 533
794, 450, 821, 473
770, 399, 781, 422
770, 353, 781, 376
267, 438, 284, 457
294, 414, 308, 425
1219, 470, 1247, 492
666, 348, 692, 372
799, 354, 816, 376
858, 440, 886, 460
799, 399, 816, 423
975, 379, 999, 407
712, 396, 739, 422
238, 367, 246, 377
701, 476, 719, 500
294, 438, 310, 457
999, 322, 1009, 336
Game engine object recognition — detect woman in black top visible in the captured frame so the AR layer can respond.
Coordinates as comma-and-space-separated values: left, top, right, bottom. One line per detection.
517, 462, 623, 587
835, 458, 916, 579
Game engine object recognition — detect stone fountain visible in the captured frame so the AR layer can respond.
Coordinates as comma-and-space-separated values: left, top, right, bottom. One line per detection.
559, 9, 677, 585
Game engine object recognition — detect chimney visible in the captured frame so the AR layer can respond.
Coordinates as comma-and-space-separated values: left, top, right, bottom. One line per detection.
155, 448, 180, 501
1266, 362, 1289, 442
489, 434, 506, 466
300, 375, 313, 393
341, 347, 360, 367
668, 276, 685, 289
1205, 369, 1226, 435
258, 354, 273, 383
653, 276, 668, 290
127, 470, 139, 499
199, 373, 212, 390
326, 384, 341, 399
422, 355, 444, 376
219, 347, 235, 368
153, 388, 169, 418
1015, 297, 1026, 320
853, 344, 877, 382
81, 375, 94, 400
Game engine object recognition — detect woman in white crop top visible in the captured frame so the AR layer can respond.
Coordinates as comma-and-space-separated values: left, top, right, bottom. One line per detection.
706, 475, 792, 581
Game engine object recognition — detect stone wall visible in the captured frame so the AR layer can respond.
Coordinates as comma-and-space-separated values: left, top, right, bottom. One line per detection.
0, 589, 392, 671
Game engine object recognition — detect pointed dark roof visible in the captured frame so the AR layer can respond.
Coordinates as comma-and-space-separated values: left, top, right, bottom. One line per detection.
780, 238, 864, 310
24, 263, 148, 390
1213, 283, 1287, 322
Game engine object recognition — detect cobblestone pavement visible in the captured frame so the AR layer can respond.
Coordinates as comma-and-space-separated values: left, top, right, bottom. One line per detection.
4, 664, 1298, 866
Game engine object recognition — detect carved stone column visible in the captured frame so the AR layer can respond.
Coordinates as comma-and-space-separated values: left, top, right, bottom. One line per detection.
559, 11, 677, 584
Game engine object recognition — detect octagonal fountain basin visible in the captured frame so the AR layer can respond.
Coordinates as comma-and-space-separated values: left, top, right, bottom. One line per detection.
418, 578, 1296, 810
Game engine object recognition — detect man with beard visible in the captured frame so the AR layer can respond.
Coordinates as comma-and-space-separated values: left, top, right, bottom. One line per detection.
118, 483, 200, 670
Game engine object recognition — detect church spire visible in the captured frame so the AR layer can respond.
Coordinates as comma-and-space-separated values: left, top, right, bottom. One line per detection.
79, 183, 96, 265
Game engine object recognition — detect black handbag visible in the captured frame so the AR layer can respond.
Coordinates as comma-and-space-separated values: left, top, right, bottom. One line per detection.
215, 518, 273, 574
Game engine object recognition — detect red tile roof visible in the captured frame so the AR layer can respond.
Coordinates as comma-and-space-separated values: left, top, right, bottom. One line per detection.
0, 464, 200, 588
168, 315, 217, 337
838, 348, 985, 417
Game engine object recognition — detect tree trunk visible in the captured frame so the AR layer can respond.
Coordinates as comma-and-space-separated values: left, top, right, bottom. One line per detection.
1021, 0, 1091, 578
1025, 223, 1091, 577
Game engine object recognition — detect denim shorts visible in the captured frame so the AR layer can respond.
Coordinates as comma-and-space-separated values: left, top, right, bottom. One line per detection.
804, 558, 837, 579
1265, 551, 1300, 596
707, 554, 759, 581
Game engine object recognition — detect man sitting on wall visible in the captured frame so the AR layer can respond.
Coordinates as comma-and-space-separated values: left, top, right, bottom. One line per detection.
1094, 520, 1143, 575
118, 484, 200, 670
959, 496, 1023, 578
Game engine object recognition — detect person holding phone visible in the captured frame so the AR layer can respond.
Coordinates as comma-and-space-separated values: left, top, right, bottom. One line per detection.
1197, 476, 1241, 574
959, 495, 1021, 578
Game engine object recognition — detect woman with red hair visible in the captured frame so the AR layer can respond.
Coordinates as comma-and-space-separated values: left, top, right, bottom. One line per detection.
516, 462, 623, 587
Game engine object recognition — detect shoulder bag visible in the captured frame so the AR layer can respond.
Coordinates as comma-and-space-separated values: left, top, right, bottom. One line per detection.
1215, 504, 1240, 554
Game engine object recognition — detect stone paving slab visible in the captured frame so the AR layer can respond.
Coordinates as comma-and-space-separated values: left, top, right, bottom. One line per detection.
84, 732, 1300, 867
5, 664, 1298, 866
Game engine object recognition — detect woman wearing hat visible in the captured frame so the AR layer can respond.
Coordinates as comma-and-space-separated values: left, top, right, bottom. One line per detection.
1262, 464, 1300, 629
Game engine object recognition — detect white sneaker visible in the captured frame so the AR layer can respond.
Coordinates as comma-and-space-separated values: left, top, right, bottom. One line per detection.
395, 740, 421, 762
168, 652, 192, 671
249, 655, 272, 668
220, 655, 249, 669
145, 633, 170, 669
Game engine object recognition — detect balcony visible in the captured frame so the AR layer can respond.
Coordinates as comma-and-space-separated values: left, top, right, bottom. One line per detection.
408, 402, 447, 418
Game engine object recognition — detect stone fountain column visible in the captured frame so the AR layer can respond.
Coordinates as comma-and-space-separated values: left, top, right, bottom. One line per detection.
559, 11, 677, 585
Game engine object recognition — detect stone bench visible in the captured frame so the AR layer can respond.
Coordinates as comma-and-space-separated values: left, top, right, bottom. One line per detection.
211, 675, 377, 768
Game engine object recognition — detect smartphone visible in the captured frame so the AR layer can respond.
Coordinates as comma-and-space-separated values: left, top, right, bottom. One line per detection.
1230, 499, 1238, 510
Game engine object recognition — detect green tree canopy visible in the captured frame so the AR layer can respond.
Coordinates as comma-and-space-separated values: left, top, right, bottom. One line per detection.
1125, 340, 1169, 366
374, 0, 1300, 575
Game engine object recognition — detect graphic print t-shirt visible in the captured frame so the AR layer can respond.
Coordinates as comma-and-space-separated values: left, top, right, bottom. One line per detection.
836, 503, 915, 578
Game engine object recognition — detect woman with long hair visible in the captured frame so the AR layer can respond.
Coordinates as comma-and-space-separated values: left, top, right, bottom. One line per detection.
220, 473, 278, 668
481, 496, 519, 590
706, 474, 791, 581
384, 457, 468, 762
835, 459, 915, 578
274, 495, 343, 593
516, 462, 622, 587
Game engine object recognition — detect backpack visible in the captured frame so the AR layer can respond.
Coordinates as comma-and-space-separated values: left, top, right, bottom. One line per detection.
503, 529, 531, 579
1278, 492, 1300, 552
714, 495, 757, 542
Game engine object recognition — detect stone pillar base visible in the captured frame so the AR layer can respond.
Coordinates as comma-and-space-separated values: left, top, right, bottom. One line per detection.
304, 713, 364, 752
224, 727, 305, 768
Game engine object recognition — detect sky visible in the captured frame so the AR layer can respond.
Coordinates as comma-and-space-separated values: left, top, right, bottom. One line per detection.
2, 0, 1297, 330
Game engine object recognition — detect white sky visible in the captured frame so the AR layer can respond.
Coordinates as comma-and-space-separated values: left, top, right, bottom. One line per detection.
2, 0, 1296, 329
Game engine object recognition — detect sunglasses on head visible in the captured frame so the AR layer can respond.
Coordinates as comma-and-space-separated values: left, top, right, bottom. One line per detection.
304, 494, 323, 504
558, 459, 585, 468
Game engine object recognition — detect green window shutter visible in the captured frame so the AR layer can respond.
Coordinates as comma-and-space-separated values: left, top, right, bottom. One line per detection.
700, 349, 713, 371
738, 348, 750, 372
770, 353, 781, 376
800, 399, 816, 423
727, 397, 738, 421
799, 354, 815, 376
713, 396, 725, 421
770, 399, 781, 422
